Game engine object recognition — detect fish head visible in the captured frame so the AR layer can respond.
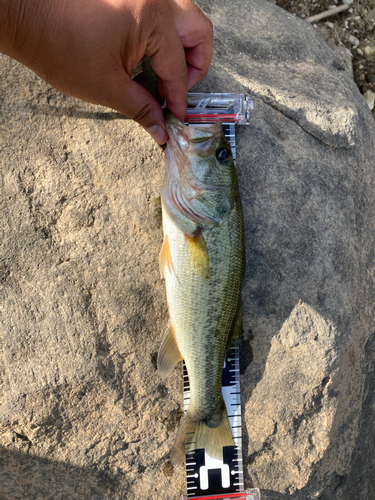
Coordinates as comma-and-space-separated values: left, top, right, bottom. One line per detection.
164, 110, 233, 188
163, 110, 235, 233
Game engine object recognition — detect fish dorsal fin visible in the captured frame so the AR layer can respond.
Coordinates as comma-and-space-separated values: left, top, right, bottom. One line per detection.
157, 322, 182, 379
159, 234, 173, 279
185, 232, 210, 280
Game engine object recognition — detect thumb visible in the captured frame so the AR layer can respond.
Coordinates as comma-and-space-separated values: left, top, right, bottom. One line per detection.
112, 78, 168, 144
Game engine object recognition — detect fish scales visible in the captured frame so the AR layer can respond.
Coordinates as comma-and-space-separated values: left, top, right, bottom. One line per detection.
164, 202, 243, 411
158, 110, 245, 463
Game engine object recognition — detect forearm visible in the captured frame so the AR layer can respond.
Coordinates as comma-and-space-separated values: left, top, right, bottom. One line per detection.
0, 0, 120, 99
0, 0, 60, 70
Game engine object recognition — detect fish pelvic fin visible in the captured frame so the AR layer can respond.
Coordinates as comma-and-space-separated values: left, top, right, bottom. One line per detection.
185, 232, 210, 280
171, 401, 234, 464
159, 234, 173, 279
157, 322, 182, 379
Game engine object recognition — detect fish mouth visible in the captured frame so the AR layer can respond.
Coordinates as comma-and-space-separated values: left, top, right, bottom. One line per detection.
164, 110, 216, 193
163, 110, 218, 172
164, 110, 192, 191
163, 110, 231, 229
163, 110, 199, 223
164, 109, 189, 155
164, 109, 219, 151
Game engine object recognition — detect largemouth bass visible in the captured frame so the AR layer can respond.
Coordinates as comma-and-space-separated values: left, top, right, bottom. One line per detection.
158, 111, 245, 463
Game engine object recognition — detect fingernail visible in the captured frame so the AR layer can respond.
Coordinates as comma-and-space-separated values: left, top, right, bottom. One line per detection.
146, 125, 168, 145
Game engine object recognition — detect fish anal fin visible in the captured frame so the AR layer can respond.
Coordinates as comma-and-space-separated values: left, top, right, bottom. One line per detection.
157, 322, 182, 379
171, 400, 234, 464
226, 303, 243, 353
185, 232, 209, 280
159, 234, 173, 279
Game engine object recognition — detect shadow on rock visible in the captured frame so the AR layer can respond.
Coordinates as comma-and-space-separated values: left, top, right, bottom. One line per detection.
0, 445, 120, 499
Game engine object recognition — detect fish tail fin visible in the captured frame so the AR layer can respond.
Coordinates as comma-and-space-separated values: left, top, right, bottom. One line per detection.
171, 402, 234, 464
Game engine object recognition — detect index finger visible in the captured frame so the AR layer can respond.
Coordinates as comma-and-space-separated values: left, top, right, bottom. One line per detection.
146, 18, 188, 122
185, 40, 213, 89
169, 0, 213, 88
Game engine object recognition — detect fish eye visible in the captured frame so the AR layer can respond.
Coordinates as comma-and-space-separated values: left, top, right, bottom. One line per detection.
215, 147, 231, 163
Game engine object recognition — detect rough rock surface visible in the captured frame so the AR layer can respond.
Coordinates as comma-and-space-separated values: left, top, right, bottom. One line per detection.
1, 0, 375, 499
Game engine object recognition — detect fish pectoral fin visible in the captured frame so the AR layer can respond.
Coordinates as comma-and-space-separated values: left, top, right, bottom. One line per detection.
157, 322, 182, 379
225, 303, 243, 353
159, 234, 173, 279
185, 232, 210, 280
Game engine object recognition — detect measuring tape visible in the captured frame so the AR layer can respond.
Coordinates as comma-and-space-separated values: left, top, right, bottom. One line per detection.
178, 94, 260, 500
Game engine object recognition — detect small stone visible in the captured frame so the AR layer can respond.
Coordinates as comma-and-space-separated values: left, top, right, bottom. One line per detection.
359, 74, 366, 81
363, 89, 375, 110
162, 461, 174, 477
349, 35, 360, 47
325, 21, 334, 28
328, 4, 338, 8
363, 46, 375, 60
341, 0, 353, 3
357, 48, 363, 56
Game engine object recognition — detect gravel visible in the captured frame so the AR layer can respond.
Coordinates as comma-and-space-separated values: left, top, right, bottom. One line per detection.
275, 0, 375, 117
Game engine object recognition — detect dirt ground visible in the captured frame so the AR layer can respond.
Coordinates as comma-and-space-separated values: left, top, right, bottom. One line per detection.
275, 0, 375, 113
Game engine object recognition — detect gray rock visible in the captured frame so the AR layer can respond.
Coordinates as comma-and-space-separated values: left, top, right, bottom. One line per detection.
1, 1, 375, 499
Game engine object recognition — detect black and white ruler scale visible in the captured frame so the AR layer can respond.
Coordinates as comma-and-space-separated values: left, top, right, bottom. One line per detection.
178, 94, 260, 500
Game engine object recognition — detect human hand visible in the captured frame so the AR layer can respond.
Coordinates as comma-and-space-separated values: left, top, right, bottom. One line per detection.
0, 0, 213, 143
